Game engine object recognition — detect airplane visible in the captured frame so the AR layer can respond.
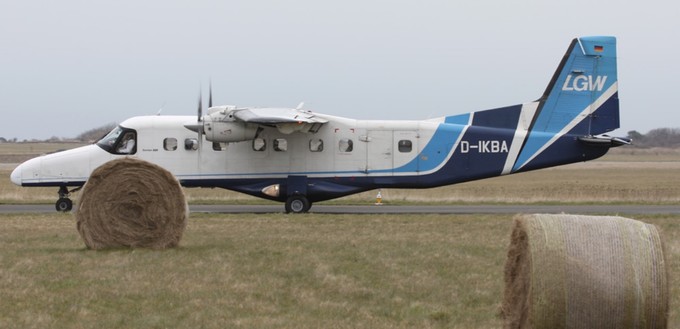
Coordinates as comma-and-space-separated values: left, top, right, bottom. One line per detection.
10, 36, 629, 213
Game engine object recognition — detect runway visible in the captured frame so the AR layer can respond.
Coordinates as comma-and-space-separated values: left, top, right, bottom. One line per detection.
2, 204, 680, 215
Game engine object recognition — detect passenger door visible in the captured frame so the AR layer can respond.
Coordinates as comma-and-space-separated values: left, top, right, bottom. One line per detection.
366, 130, 393, 174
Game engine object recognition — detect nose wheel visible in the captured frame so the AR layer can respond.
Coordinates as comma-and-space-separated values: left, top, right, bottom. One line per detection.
56, 198, 73, 212
55, 185, 80, 212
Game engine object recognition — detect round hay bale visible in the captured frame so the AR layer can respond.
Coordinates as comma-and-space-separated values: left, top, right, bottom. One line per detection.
76, 158, 188, 250
501, 214, 668, 329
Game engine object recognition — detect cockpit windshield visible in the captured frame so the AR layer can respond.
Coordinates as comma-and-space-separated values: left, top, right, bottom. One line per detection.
97, 126, 123, 150
96, 126, 137, 154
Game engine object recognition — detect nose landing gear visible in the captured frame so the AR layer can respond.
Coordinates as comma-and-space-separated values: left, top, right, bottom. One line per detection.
56, 197, 73, 212
56, 186, 81, 212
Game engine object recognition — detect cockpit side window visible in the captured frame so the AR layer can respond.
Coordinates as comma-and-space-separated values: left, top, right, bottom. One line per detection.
116, 132, 137, 154
96, 126, 137, 155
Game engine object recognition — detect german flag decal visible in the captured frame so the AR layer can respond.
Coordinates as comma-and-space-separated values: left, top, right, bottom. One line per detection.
594, 45, 604, 52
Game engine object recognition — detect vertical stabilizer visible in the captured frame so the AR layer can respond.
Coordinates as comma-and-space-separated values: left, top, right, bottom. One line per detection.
512, 36, 619, 171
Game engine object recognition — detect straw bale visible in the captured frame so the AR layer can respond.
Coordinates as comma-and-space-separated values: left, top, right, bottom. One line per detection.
502, 214, 668, 329
76, 158, 188, 250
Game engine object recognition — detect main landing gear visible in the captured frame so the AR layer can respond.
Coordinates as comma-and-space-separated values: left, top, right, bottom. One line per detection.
285, 195, 312, 214
55, 186, 80, 212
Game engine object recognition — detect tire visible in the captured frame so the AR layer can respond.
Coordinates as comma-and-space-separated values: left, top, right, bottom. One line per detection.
56, 198, 73, 212
285, 195, 310, 213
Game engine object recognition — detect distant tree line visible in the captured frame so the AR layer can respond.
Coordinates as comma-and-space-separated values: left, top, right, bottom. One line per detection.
0, 123, 117, 143
75, 123, 117, 143
627, 128, 680, 148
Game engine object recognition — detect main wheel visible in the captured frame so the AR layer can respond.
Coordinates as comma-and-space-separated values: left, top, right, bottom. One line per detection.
55, 198, 73, 212
285, 195, 310, 213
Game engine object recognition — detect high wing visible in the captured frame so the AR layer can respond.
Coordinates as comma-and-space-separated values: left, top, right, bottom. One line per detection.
232, 107, 328, 125
231, 107, 329, 135
186, 105, 329, 142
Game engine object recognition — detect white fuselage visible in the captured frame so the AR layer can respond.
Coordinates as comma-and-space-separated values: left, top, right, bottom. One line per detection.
11, 114, 444, 187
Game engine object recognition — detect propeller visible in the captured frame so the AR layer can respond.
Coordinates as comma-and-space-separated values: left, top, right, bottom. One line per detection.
196, 81, 215, 149
184, 83, 211, 136
198, 89, 203, 123
181, 87, 206, 150
184, 81, 216, 150
197, 87, 206, 149
209, 80, 213, 108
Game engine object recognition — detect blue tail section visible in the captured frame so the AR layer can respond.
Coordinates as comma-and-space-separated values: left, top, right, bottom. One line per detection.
535, 36, 619, 135
511, 36, 619, 171
438, 36, 621, 182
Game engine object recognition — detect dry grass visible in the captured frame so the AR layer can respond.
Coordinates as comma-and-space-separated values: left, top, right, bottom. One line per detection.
2, 144, 678, 328
0, 142, 87, 154
335, 148, 680, 205
0, 213, 677, 328
0, 213, 508, 328
604, 147, 680, 162
0, 142, 87, 164
357, 163, 680, 205
3, 145, 680, 205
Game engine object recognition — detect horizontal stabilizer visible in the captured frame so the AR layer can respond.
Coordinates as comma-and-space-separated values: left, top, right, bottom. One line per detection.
578, 135, 631, 147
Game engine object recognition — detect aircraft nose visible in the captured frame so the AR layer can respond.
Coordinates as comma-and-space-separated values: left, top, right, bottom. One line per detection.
10, 165, 22, 186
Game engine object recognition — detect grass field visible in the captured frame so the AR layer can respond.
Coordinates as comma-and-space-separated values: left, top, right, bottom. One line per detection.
0, 213, 677, 328
1, 143, 679, 327
3, 144, 680, 205
4, 163, 680, 205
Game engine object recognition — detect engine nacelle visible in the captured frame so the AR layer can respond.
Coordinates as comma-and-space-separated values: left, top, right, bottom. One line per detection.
204, 119, 258, 143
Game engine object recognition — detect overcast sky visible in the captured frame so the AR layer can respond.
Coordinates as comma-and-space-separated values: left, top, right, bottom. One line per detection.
1, 0, 677, 140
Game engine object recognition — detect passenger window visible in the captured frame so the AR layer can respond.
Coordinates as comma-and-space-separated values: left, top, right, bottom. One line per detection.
164, 138, 178, 151
185, 138, 199, 151
398, 140, 412, 153
309, 139, 323, 152
274, 138, 287, 152
253, 138, 266, 151
339, 138, 353, 152
212, 142, 227, 151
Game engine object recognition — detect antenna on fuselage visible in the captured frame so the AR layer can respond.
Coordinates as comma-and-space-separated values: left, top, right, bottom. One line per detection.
156, 102, 166, 116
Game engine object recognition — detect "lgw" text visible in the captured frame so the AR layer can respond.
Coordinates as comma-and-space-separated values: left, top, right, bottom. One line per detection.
561, 75, 607, 92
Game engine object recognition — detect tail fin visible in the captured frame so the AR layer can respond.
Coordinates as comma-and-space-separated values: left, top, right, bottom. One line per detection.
512, 36, 619, 171
535, 36, 619, 134
439, 37, 620, 174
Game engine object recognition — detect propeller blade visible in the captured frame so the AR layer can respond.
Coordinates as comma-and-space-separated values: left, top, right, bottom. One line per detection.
209, 80, 213, 108
198, 92, 203, 122
196, 88, 204, 149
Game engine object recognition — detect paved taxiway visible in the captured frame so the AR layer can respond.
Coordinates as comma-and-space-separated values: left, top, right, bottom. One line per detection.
2, 204, 680, 215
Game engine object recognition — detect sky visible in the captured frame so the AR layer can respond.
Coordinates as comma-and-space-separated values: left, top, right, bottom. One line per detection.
1, 0, 678, 140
